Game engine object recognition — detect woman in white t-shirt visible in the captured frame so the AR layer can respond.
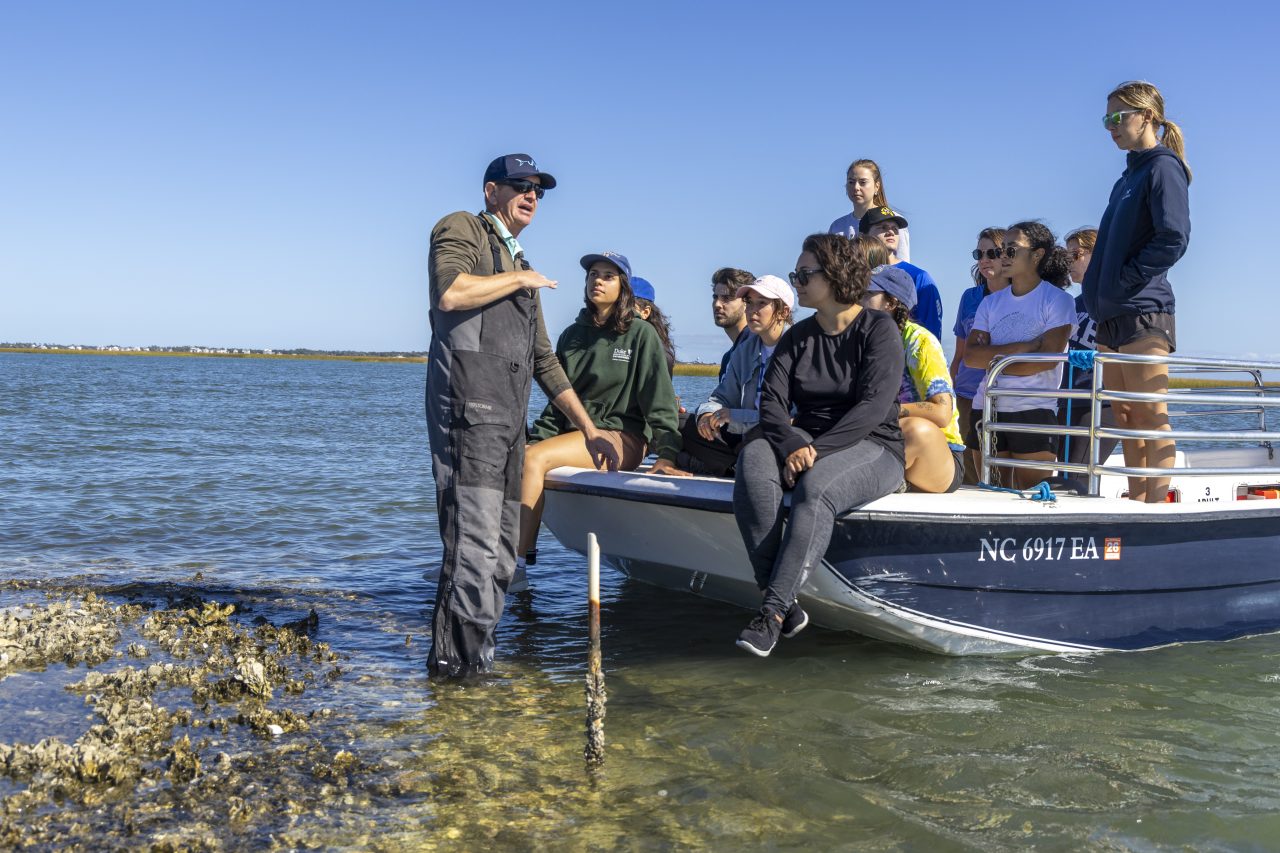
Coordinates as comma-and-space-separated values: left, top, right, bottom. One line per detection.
964, 221, 1076, 489
828, 158, 911, 262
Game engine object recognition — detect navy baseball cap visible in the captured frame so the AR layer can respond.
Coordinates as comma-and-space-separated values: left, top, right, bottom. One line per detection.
579, 251, 632, 279
630, 276, 656, 302
484, 153, 557, 189
868, 264, 917, 310
858, 205, 909, 234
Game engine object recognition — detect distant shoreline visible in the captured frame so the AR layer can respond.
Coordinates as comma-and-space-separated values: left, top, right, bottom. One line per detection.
0, 346, 723, 376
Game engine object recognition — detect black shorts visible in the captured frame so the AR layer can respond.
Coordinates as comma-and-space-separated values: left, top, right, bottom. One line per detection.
946, 448, 964, 493
1096, 312, 1176, 352
967, 407, 1059, 455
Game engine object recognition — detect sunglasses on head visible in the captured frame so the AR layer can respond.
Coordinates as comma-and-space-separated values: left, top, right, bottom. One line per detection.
499, 178, 545, 199
971, 248, 1002, 260
789, 267, 823, 287
1102, 109, 1142, 129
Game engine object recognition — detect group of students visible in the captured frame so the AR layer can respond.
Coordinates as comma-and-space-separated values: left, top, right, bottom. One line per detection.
517, 79, 1191, 656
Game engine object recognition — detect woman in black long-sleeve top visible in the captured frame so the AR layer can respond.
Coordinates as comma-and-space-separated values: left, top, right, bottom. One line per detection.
733, 234, 906, 657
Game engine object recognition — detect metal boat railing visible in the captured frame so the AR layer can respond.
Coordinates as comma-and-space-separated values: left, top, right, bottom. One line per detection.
979, 352, 1280, 495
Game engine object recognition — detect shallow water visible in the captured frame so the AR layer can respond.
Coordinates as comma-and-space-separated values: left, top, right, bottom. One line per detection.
4, 352, 1280, 850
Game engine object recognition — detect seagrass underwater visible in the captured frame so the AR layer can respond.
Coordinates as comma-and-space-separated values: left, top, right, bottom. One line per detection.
5, 351, 1280, 849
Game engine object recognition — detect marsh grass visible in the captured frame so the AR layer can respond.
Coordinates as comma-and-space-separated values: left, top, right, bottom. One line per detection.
2, 347, 726, 374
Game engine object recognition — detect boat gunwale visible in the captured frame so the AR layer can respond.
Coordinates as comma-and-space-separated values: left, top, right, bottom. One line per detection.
544, 468, 1280, 524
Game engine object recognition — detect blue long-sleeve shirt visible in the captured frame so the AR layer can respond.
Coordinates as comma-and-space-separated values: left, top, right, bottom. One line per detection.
1082, 145, 1190, 323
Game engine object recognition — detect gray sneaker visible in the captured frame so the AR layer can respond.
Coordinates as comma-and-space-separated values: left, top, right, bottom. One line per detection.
736, 610, 782, 657
780, 602, 809, 638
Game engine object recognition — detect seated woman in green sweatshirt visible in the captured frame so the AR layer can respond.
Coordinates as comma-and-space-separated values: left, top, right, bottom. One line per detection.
518, 251, 688, 571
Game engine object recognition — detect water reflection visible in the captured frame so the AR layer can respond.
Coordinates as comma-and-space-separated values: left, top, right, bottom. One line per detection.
4, 354, 1280, 849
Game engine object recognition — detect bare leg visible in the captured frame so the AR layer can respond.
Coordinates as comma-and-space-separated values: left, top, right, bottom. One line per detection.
1099, 345, 1145, 502
956, 397, 979, 485
1003, 451, 1056, 490
901, 416, 956, 493
518, 432, 604, 558
1117, 338, 1173, 503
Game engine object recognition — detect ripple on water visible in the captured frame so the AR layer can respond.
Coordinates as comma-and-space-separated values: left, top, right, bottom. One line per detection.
5, 354, 1280, 849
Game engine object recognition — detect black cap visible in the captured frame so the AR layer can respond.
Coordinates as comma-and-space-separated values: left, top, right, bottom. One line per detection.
858, 205, 908, 234
483, 153, 557, 190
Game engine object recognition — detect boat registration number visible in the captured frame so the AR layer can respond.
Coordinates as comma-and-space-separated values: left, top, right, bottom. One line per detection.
977, 536, 1107, 563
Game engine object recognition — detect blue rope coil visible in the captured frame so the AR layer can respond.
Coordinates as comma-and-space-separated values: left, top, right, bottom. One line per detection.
1063, 349, 1097, 461
977, 480, 1057, 502
1068, 349, 1096, 372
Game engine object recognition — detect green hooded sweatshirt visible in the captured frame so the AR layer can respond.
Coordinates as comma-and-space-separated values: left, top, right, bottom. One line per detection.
530, 309, 681, 461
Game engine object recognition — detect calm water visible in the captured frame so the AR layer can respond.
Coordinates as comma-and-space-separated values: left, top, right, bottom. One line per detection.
4, 351, 1280, 850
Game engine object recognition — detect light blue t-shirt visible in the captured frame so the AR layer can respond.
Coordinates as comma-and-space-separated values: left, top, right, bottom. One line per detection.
481, 212, 523, 262
952, 284, 988, 400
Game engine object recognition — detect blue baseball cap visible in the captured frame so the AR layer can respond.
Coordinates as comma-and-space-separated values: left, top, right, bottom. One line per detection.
868, 264, 917, 310
630, 276, 656, 302
484, 153, 557, 189
579, 251, 632, 280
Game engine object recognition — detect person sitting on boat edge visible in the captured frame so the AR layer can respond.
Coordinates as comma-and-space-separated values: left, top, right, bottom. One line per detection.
964, 221, 1076, 490
681, 275, 795, 478
630, 276, 677, 377
711, 267, 754, 382
733, 233, 906, 658
952, 227, 1009, 484
518, 251, 689, 579
862, 265, 965, 493
859, 206, 943, 340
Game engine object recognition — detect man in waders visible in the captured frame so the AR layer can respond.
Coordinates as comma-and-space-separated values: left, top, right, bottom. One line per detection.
426, 153, 618, 678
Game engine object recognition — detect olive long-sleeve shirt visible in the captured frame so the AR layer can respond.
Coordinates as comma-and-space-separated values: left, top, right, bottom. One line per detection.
428, 211, 571, 400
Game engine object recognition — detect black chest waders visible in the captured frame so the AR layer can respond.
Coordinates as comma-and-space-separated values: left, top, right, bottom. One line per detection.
424, 224, 538, 677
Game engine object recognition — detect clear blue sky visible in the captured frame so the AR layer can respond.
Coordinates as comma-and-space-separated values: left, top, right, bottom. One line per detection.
3, 2, 1275, 362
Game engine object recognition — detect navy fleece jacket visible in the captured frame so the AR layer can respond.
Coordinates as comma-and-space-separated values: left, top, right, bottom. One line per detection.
1082, 145, 1190, 323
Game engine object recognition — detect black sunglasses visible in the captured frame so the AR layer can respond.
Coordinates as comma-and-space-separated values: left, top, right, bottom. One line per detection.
499, 179, 546, 199
789, 267, 823, 287
971, 248, 1002, 260
1001, 245, 1038, 258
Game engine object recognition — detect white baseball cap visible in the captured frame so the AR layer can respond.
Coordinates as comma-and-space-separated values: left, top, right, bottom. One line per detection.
735, 274, 795, 310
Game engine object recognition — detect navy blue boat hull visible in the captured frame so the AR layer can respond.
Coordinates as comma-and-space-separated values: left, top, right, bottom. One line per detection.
828, 509, 1280, 650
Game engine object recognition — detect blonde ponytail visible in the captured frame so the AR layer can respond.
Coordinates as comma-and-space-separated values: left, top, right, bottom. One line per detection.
1160, 119, 1192, 182
1109, 80, 1191, 183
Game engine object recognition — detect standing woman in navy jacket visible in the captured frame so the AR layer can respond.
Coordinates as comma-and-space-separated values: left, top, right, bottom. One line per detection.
1082, 81, 1191, 503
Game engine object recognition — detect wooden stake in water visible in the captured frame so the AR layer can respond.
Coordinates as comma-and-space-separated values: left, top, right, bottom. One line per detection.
585, 532, 606, 766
